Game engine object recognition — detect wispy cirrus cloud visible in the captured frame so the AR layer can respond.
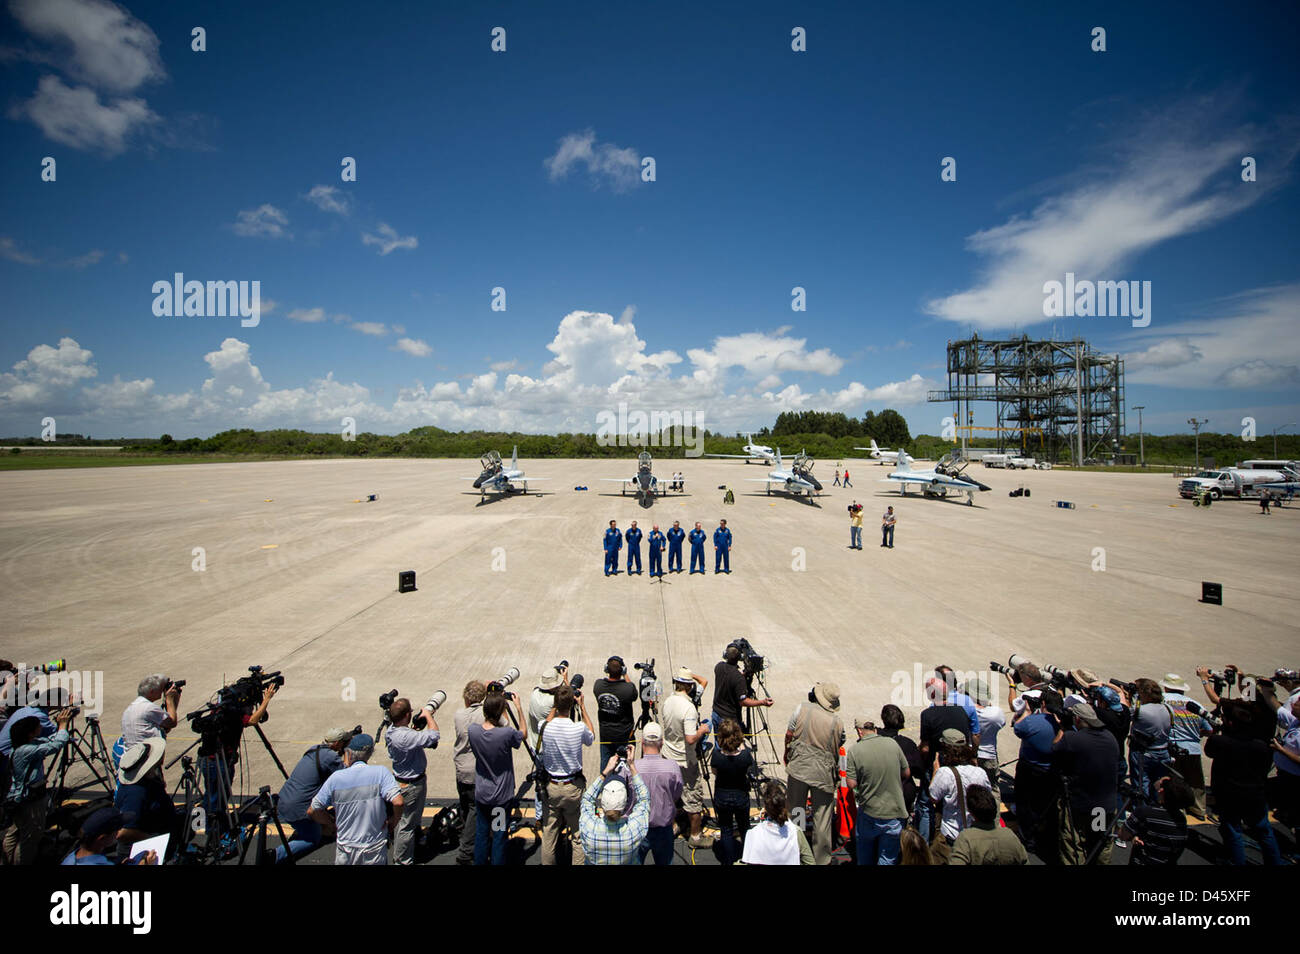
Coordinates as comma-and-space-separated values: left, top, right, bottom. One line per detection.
303, 184, 351, 215
545, 129, 642, 192
232, 204, 290, 239
361, 223, 417, 255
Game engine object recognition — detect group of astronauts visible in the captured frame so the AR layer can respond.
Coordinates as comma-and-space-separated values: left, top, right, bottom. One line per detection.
603, 518, 733, 576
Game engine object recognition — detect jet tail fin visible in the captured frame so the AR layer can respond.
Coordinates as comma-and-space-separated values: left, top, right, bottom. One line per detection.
871, 439, 880, 454
511, 445, 518, 470
894, 451, 912, 472
774, 447, 783, 469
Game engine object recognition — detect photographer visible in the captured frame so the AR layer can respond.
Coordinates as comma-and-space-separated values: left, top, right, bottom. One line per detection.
846, 716, 910, 865
452, 680, 493, 864
579, 753, 651, 865
468, 691, 526, 866
274, 726, 354, 862
1204, 699, 1284, 865
634, 722, 682, 865
848, 500, 863, 549
710, 719, 755, 865
2, 706, 73, 864
593, 656, 638, 768
527, 667, 566, 829
711, 643, 772, 732
539, 683, 594, 865
114, 737, 179, 863
927, 731, 990, 858
197, 680, 278, 829
384, 698, 440, 865
1119, 774, 1194, 866
1011, 689, 1057, 859
783, 682, 843, 865
879, 704, 925, 821
121, 674, 181, 747
1269, 689, 1300, 828
1053, 701, 1118, 865
309, 733, 404, 866
1159, 674, 1214, 819
661, 667, 712, 848
1127, 678, 1172, 800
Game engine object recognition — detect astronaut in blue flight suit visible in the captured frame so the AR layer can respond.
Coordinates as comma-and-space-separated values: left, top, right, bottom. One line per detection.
625, 521, 643, 574
666, 520, 685, 573
647, 525, 666, 578
603, 519, 622, 576
688, 522, 707, 574
713, 519, 732, 574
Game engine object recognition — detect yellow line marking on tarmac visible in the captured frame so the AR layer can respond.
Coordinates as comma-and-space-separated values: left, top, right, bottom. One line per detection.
261, 544, 279, 549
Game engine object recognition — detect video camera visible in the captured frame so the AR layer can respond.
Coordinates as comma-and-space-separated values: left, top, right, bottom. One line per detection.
634, 659, 661, 704
188, 665, 283, 736
727, 638, 765, 677
846, 502, 862, 515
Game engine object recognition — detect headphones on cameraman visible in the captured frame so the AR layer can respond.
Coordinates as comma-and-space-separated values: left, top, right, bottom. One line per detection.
606, 656, 625, 677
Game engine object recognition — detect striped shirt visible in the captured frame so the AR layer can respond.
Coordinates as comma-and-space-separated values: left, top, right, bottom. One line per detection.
579, 774, 650, 865
540, 717, 593, 781
1126, 804, 1187, 865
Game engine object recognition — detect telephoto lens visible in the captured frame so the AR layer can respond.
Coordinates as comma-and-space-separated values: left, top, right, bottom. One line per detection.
499, 667, 520, 688
426, 690, 448, 712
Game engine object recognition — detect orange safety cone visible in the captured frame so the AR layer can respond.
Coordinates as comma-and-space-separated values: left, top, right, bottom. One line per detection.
835, 742, 856, 840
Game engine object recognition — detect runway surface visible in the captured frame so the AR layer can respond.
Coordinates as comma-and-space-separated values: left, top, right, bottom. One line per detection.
1, 456, 1295, 799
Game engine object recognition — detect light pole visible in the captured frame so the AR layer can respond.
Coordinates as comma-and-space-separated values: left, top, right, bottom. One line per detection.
1132, 405, 1145, 467
1188, 417, 1208, 469
1274, 422, 1296, 458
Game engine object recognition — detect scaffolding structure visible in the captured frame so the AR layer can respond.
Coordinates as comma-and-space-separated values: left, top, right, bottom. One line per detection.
927, 335, 1125, 464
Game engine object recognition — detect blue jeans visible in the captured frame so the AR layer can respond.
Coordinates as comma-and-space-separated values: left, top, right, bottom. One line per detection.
715, 789, 750, 865
474, 802, 510, 865
881, 525, 894, 546
690, 548, 704, 572
856, 813, 903, 865
274, 817, 322, 863
1219, 809, 1284, 865
850, 526, 862, 548
639, 824, 675, 865
915, 780, 933, 841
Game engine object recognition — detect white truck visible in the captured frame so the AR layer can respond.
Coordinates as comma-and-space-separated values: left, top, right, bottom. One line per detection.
1178, 467, 1292, 500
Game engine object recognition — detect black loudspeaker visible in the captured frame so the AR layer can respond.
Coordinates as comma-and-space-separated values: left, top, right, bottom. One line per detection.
398, 570, 416, 593
1200, 581, 1222, 605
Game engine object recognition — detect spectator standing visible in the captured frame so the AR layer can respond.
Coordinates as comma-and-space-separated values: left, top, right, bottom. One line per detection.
383, 697, 440, 865
308, 733, 403, 866
467, 692, 526, 865
538, 684, 594, 865
634, 723, 682, 865
742, 780, 813, 865
783, 682, 843, 864
710, 719, 755, 864
845, 717, 910, 865
949, 785, 1028, 865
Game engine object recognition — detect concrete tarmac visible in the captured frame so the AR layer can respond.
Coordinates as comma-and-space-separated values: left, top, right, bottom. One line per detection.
1, 456, 1295, 800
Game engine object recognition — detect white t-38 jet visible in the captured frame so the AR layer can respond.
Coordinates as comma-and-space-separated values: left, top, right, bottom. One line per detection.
705, 433, 777, 465
602, 451, 661, 506
465, 447, 547, 498
746, 449, 824, 502
881, 452, 990, 505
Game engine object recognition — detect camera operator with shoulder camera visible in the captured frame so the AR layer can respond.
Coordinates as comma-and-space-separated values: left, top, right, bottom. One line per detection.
539, 683, 594, 865
847, 500, 863, 549
2, 705, 74, 865
192, 672, 279, 831
274, 726, 356, 862
384, 697, 440, 865
661, 667, 713, 849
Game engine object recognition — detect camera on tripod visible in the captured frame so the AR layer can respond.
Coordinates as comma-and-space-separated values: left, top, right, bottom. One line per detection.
634, 659, 662, 703
188, 665, 283, 735
728, 638, 765, 677
989, 653, 1033, 680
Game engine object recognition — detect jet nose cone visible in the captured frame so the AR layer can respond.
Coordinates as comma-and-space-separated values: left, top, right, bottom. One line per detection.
805, 475, 823, 491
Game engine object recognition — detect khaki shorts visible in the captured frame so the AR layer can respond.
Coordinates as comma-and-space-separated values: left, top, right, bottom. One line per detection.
680, 759, 704, 814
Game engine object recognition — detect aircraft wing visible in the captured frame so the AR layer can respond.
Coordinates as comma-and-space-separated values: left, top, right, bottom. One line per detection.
705, 453, 767, 459
746, 476, 791, 483
599, 477, 634, 483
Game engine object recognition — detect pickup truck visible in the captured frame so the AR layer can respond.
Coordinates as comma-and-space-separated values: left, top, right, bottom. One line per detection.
1178, 468, 1289, 499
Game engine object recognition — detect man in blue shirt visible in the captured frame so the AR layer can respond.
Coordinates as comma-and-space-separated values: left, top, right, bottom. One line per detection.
713, 519, 733, 574
61, 807, 158, 866
688, 522, 707, 574
309, 733, 404, 865
1011, 692, 1057, 859
625, 521, 643, 575
603, 520, 622, 576
384, 698, 440, 865
647, 525, 666, 578
2, 707, 72, 865
274, 726, 353, 862
935, 665, 982, 739
666, 520, 685, 573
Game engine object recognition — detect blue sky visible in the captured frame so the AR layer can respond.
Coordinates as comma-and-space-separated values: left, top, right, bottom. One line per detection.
2, 0, 1298, 439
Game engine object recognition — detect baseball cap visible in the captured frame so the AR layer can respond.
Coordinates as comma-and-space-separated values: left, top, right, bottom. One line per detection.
642, 722, 664, 743
854, 716, 876, 731
940, 728, 967, 746
81, 807, 124, 840
348, 733, 375, 751
1068, 701, 1103, 728
600, 779, 629, 814
324, 726, 355, 743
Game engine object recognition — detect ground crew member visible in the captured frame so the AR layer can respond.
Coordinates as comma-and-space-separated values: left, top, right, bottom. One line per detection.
713, 519, 733, 574
648, 525, 666, 577
604, 520, 622, 576
842, 468, 852, 488
667, 520, 685, 573
688, 522, 707, 574
881, 506, 896, 548
625, 521, 643, 575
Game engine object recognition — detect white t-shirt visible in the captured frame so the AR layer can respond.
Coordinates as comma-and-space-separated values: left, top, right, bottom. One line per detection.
741, 820, 801, 865
121, 695, 167, 746
527, 688, 554, 749
976, 705, 1005, 761
928, 764, 991, 841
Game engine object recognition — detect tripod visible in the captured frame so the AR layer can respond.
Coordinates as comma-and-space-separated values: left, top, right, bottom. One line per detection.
501, 697, 548, 836
742, 670, 782, 793
237, 784, 294, 865
49, 714, 116, 808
